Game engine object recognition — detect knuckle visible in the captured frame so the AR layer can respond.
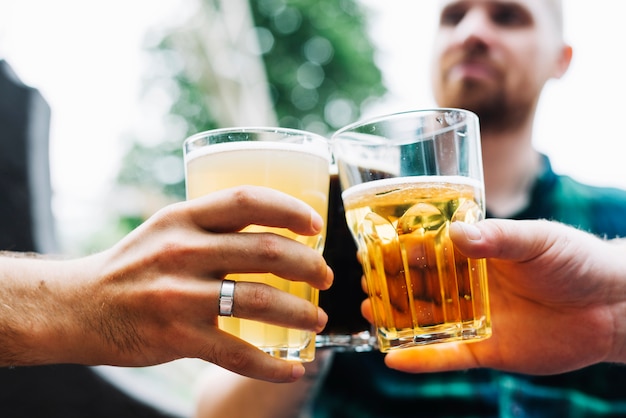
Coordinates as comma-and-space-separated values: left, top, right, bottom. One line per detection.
230, 186, 260, 210
150, 202, 185, 228
256, 234, 283, 261
291, 303, 316, 328
221, 345, 251, 370
247, 284, 274, 312
197, 341, 220, 364
153, 240, 195, 270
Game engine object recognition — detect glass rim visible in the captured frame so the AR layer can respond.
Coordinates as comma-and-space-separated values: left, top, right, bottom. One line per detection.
183, 126, 329, 147
331, 107, 478, 140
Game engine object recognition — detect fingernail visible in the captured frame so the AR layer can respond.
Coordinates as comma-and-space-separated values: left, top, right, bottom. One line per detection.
292, 363, 305, 380
311, 210, 323, 232
324, 265, 334, 290
317, 307, 328, 330
457, 222, 482, 241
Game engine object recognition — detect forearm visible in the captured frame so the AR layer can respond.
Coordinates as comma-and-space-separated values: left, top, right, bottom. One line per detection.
0, 253, 92, 366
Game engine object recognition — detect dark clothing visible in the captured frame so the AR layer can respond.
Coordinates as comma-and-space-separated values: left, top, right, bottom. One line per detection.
504, 155, 626, 240
0, 365, 178, 418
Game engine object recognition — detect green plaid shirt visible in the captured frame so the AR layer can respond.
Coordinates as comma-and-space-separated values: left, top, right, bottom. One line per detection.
311, 155, 626, 418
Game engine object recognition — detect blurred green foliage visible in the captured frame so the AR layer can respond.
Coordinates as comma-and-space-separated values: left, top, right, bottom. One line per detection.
114, 0, 385, 233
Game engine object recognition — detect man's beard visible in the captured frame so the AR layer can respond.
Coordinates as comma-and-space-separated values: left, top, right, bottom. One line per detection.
438, 80, 533, 135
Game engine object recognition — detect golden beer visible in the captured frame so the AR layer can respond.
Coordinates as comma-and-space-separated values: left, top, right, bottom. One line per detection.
185, 139, 330, 362
343, 176, 491, 351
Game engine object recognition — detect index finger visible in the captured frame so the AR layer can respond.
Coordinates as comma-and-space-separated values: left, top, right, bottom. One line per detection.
188, 185, 324, 235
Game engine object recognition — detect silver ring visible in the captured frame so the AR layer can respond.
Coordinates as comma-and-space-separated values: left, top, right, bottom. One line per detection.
218, 280, 236, 316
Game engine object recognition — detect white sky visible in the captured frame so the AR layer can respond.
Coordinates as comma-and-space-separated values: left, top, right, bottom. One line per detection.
1, 1, 626, 253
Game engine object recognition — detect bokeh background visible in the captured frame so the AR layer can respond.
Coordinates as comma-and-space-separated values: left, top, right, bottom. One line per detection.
2, 1, 626, 415
2, 0, 625, 255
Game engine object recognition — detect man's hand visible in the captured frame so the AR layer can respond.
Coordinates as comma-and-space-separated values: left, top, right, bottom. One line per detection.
377, 219, 626, 375
1, 186, 333, 383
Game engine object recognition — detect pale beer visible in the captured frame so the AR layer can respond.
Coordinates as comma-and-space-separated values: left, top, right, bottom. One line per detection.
342, 176, 492, 351
185, 139, 330, 362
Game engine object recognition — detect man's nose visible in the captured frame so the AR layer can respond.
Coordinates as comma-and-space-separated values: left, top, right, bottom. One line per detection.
454, 9, 498, 51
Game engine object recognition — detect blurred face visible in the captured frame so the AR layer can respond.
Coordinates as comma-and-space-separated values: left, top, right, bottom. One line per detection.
431, 0, 571, 132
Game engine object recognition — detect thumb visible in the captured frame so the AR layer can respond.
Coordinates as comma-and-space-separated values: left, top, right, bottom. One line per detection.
449, 218, 561, 262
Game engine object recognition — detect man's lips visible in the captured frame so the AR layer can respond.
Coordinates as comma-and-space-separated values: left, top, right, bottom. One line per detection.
448, 61, 498, 82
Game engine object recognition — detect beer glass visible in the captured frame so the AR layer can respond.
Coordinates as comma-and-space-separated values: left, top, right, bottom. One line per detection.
184, 127, 331, 362
332, 109, 492, 352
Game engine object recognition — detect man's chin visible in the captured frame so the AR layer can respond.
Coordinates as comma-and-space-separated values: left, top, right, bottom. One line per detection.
439, 81, 490, 105
439, 98, 493, 115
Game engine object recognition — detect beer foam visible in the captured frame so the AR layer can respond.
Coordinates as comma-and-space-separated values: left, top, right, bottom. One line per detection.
341, 175, 483, 201
185, 140, 330, 164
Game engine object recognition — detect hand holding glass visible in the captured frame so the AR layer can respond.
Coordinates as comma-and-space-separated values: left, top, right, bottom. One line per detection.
184, 128, 331, 362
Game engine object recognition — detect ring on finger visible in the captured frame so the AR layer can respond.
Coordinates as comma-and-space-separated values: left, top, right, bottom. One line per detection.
218, 279, 236, 317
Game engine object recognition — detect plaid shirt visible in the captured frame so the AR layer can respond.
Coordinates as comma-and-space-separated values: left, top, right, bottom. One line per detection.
311, 155, 626, 418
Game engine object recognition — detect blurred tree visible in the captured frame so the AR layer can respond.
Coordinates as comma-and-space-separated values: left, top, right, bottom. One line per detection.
112, 0, 385, 237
